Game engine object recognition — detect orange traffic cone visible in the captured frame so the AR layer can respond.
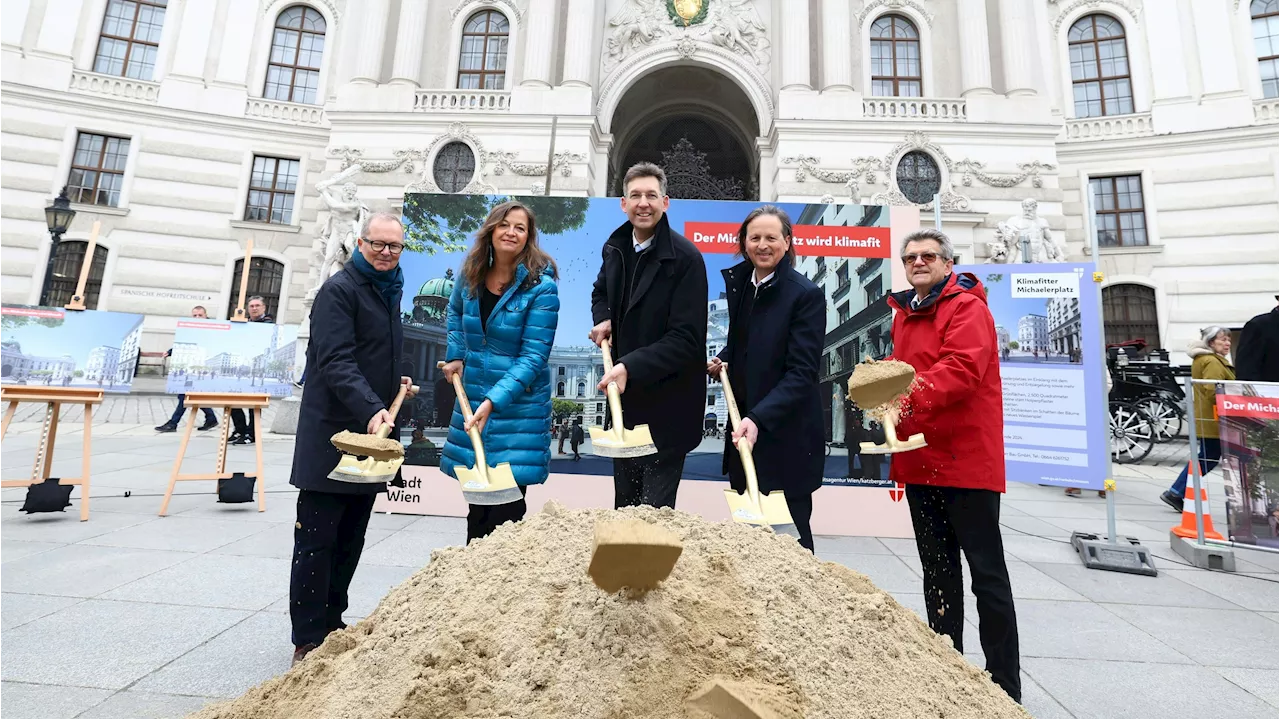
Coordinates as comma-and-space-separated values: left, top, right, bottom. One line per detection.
1171, 462, 1224, 540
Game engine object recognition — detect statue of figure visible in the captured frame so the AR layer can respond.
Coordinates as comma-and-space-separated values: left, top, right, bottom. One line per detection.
315, 165, 369, 286
708, 0, 767, 64
606, 0, 661, 60
994, 198, 1065, 263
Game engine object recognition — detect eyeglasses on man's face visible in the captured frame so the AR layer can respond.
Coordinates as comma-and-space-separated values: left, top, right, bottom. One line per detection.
901, 251, 943, 265
365, 239, 405, 255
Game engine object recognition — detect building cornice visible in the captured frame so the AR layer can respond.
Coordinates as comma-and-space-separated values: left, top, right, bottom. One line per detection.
1055, 124, 1280, 157
0, 83, 330, 143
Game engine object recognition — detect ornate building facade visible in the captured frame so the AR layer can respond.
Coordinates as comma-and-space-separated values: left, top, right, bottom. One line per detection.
2, 0, 1277, 362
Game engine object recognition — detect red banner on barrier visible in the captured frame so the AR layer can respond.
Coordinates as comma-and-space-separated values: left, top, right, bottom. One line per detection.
684, 222, 892, 258
1216, 394, 1280, 419
1, 307, 64, 319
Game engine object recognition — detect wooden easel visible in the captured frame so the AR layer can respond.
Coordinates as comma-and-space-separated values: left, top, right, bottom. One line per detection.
159, 392, 268, 516
0, 221, 108, 520
229, 239, 254, 322
1, 387, 105, 521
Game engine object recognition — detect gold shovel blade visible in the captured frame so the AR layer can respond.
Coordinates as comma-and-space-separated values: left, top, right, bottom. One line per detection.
330, 454, 403, 483
724, 489, 769, 527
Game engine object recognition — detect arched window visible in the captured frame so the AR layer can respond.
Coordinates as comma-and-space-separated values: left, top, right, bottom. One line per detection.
433, 142, 476, 193
1068, 14, 1134, 117
1103, 284, 1159, 348
870, 15, 921, 97
265, 5, 326, 105
42, 241, 109, 308
458, 10, 509, 89
93, 0, 168, 81
895, 150, 940, 204
1254, 0, 1279, 98
227, 257, 284, 320
556, 381, 565, 397
577, 381, 586, 397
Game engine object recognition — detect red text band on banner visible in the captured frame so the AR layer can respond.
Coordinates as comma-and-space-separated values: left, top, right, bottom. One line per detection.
2, 307, 65, 319
176, 321, 232, 331
1216, 395, 1280, 420
684, 223, 892, 259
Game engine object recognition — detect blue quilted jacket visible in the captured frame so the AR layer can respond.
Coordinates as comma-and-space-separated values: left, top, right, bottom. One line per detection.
439, 264, 559, 487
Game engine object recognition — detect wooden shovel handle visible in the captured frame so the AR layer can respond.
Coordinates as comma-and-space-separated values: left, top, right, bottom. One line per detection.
64, 221, 101, 311
376, 380, 417, 440
438, 361, 488, 466
598, 338, 626, 433
718, 364, 762, 508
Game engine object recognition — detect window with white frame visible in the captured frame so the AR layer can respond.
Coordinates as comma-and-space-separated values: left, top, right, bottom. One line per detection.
264, 6, 327, 105
1068, 14, 1134, 117
1254, 0, 1279, 98
244, 156, 300, 224
1090, 175, 1147, 247
870, 15, 922, 97
68, 132, 131, 207
93, 0, 168, 80
458, 10, 509, 89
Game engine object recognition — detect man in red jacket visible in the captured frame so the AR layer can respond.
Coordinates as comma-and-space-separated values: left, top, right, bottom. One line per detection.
887, 229, 1020, 704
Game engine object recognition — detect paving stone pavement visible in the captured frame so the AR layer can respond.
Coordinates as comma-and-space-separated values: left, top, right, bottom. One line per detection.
0, 429, 1275, 718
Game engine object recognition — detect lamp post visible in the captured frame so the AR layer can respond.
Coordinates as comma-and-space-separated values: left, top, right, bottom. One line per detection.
40, 186, 76, 306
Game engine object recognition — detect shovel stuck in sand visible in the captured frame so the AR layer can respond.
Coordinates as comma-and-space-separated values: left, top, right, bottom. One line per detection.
437, 362, 523, 506
687, 677, 802, 719
329, 381, 418, 483
587, 518, 683, 594
588, 338, 657, 458
846, 358, 927, 455
717, 365, 799, 540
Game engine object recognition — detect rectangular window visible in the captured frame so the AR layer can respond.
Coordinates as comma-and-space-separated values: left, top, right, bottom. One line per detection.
1090, 175, 1147, 247
68, 132, 131, 207
864, 275, 883, 306
244, 156, 299, 224
93, 0, 168, 81
838, 301, 851, 325
707, 394, 715, 407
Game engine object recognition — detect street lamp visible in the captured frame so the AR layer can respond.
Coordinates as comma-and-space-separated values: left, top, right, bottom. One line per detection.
40, 186, 76, 306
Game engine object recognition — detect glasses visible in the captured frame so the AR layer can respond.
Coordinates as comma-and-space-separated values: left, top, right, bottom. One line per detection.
901, 252, 943, 265
365, 239, 405, 255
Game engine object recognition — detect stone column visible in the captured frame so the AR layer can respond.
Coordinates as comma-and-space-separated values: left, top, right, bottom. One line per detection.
521, 0, 556, 87
168, 0, 218, 79
780, 0, 811, 90
1145, 4, 1191, 100
561, 0, 596, 86
350, 0, 391, 84
390, 0, 429, 85
821, 0, 852, 91
998, 0, 1036, 96
956, 0, 994, 95
1191, 0, 1242, 95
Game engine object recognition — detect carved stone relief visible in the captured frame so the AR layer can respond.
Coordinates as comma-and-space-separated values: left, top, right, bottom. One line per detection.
603, 0, 771, 75
856, 0, 934, 27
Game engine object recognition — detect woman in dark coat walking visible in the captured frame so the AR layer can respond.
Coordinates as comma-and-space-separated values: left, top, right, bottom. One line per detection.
707, 205, 826, 552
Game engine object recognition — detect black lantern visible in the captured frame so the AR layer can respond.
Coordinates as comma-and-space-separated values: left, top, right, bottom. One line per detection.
39, 187, 76, 306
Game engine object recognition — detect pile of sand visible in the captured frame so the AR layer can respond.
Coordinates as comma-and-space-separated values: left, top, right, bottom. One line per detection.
191, 504, 1028, 719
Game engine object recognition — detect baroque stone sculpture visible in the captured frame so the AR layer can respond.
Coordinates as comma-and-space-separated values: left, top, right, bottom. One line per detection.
987, 198, 1066, 264
313, 164, 369, 292
604, 0, 770, 73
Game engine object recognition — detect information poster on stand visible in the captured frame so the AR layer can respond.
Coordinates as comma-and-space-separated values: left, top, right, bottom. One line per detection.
165, 319, 301, 397
1216, 382, 1279, 548
953, 263, 1109, 490
1, 305, 144, 393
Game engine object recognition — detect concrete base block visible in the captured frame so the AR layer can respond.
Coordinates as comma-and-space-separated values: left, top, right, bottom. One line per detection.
269, 396, 301, 436
1170, 531, 1237, 572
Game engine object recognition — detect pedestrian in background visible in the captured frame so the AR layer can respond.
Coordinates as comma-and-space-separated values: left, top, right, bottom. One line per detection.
230, 296, 273, 445
1160, 326, 1235, 512
156, 305, 218, 434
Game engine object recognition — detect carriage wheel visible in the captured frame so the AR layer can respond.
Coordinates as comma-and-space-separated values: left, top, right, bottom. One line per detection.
1110, 400, 1155, 464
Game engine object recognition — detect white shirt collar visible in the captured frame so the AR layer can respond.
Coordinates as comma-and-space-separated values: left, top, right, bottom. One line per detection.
632, 230, 653, 253
751, 271, 775, 288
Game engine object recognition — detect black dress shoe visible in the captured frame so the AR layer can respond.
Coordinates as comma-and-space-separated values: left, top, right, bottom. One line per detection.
291, 643, 318, 667
197, 419, 218, 431
155, 423, 177, 433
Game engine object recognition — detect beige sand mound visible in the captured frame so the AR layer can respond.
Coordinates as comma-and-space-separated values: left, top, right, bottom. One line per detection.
190, 504, 1029, 719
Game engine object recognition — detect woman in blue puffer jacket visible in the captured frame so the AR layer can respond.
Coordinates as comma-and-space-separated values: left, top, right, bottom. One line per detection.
439, 200, 560, 543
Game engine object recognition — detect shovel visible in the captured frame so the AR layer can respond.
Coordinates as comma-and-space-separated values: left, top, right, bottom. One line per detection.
588, 338, 657, 458
846, 358, 927, 455
438, 362, 523, 505
687, 677, 801, 719
329, 381, 418, 483
718, 365, 800, 540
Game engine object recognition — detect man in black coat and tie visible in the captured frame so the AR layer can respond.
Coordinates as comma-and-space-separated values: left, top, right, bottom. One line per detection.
1235, 298, 1278, 383
288, 211, 414, 665
590, 162, 709, 509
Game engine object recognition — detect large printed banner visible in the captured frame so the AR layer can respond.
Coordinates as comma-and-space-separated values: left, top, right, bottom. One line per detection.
1, 305, 144, 393
1216, 382, 1280, 548
373, 194, 922, 537
952, 264, 1110, 490
165, 319, 301, 398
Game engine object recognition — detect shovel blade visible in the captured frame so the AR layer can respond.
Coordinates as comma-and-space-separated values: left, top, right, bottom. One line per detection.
457, 462, 523, 506
329, 454, 403, 484
588, 519, 683, 594
588, 424, 657, 458
724, 489, 800, 540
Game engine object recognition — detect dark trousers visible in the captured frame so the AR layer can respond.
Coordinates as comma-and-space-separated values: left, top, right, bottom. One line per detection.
230, 408, 255, 438
467, 486, 528, 544
289, 490, 377, 648
168, 394, 216, 426
785, 490, 815, 553
1171, 438, 1222, 495
906, 484, 1021, 704
613, 448, 684, 509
